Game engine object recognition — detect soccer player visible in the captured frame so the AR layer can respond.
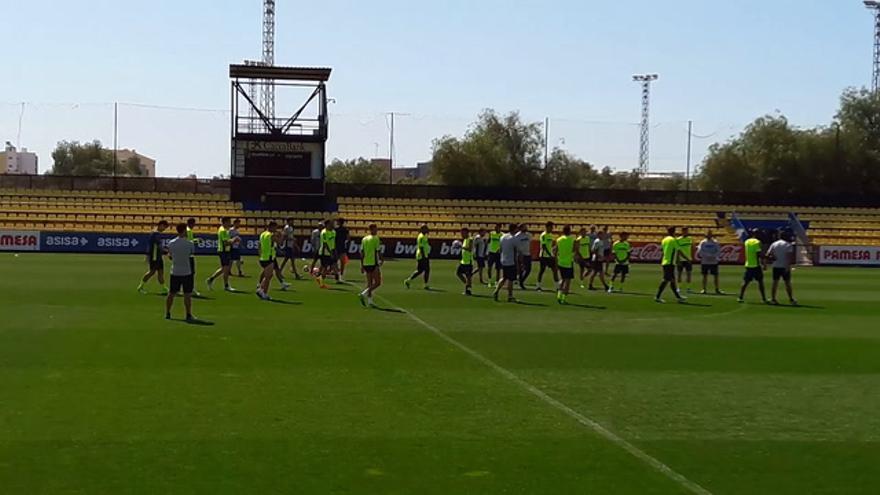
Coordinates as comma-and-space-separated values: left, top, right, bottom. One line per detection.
359, 223, 383, 307
587, 231, 610, 291
576, 227, 592, 288
457, 227, 475, 296
165, 223, 196, 321
493, 223, 519, 303
609, 232, 632, 293
487, 224, 503, 287
269, 227, 292, 291
207, 217, 238, 292
139, 220, 169, 294
655, 227, 687, 303
278, 218, 302, 280
335, 218, 350, 283
516, 223, 533, 290
229, 218, 245, 277
473, 228, 489, 285
697, 231, 723, 294
536, 222, 558, 291
315, 219, 337, 289
307, 221, 323, 275
601, 226, 613, 277
768, 231, 798, 306
256, 221, 279, 301
185, 217, 201, 296
677, 227, 695, 293
555, 225, 576, 304
738, 230, 768, 304
405, 224, 432, 289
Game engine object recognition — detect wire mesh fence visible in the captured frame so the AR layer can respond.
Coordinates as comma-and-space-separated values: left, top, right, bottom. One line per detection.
2, 101, 742, 179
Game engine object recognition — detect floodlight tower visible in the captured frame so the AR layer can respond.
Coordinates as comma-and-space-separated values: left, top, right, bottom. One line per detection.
261, 0, 276, 123
866, 1, 880, 92
633, 74, 659, 175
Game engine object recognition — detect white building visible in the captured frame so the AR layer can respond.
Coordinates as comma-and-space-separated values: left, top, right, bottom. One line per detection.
1, 142, 38, 175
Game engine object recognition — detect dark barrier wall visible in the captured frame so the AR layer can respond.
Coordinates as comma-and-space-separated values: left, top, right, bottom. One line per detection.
3, 174, 880, 208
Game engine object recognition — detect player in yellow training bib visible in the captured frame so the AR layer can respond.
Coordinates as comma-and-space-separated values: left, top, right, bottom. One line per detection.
738, 229, 768, 304
359, 224, 383, 307
655, 226, 687, 303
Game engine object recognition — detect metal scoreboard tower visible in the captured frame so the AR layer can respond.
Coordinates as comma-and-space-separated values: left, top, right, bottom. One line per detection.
229, 64, 332, 203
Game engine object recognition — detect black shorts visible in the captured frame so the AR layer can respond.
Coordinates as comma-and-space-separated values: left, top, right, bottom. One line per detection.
320, 255, 334, 268
149, 259, 164, 271
592, 260, 604, 272
230, 249, 241, 261
457, 264, 473, 276
678, 260, 693, 273
701, 264, 719, 276
772, 267, 792, 282
363, 265, 379, 274
502, 264, 517, 280
170, 274, 194, 294
259, 259, 275, 269
744, 267, 764, 282
416, 258, 430, 272
189, 257, 195, 274
282, 246, 294, 259
488, 252, 500, 269
614, 264, 629, 275
520, 256, 532, 270
662, 264, 676, 282
579, 259, 591, 269
540, 257, 556, 269
218, 252, 231, 267
559, 266, 574, 280
476, 257, 486, 269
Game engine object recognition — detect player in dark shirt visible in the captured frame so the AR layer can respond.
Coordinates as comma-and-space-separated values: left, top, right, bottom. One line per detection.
138, 220, 170, 294
335, 218, 350, 283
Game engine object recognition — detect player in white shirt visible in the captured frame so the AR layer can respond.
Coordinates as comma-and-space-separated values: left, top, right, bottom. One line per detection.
696, 231, 724, 295
515, 224, 533, 290
767, 231, 798, 306
587, 232, 609, 291
493, 224, 520, 303
472, 228, 489, 285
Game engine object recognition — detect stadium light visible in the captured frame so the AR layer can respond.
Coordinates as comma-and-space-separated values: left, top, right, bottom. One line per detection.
866, 1, 880, 92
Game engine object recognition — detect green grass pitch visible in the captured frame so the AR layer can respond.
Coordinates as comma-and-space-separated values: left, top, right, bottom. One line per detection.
1, 253, 879, 494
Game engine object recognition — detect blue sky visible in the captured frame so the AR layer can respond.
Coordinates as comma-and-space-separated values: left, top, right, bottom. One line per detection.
0, 0, 872, 177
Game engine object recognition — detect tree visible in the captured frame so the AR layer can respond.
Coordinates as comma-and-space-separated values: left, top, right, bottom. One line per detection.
49, 140, 144, 176
325, 157, 389, 184
432, 110, 543, 187
540, 149, 599, 188
697, 88, 880, 197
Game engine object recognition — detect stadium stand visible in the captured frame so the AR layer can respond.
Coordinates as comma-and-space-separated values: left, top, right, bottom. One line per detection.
2, 188, 879, 246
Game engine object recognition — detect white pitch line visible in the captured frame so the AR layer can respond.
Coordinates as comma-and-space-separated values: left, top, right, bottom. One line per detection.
379, 296, 714, 495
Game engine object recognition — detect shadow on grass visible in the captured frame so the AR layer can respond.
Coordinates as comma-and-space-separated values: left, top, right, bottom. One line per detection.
371, 306, 406, 314
169, 318, 215, 326
563, 302, 607, 310
424, 287, 447, 293
613, 291, 654, 297
514, 300, 549, 308
678, 301, 713, 308
267, 298, 303, 305
772, 303, 824, 310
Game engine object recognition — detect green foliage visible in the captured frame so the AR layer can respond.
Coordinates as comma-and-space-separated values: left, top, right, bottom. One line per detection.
698, 88, 880, 196
325, 157, 390, 184
431, 110, 544, 187
49, 140, 144, 177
